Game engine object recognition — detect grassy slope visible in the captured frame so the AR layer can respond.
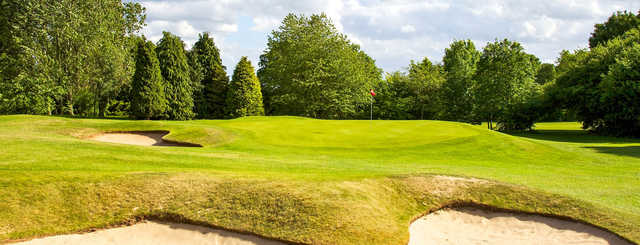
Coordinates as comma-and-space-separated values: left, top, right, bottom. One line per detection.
0, 115, 638, 244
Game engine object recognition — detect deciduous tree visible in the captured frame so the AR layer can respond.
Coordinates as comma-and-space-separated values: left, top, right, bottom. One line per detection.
589, 10, 640, 48
440, 40, 480, 121
0, 0, 145, 116
407, 57, 446, 120
473, 39, 540, 130
535, 63, 556, 85
370, 72, 415, 120
555, 28, 640, 136
258, 13, 381, 119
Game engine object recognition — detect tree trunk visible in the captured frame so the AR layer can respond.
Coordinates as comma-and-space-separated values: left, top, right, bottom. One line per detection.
67, 90, 74, 116
99, 96, 107, 118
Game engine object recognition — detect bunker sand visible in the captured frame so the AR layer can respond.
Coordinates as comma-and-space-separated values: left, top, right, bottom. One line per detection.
14, 221, 286, 245
89, 131, 200, 147
14, 208, 631, 245
409, 207, 632, 245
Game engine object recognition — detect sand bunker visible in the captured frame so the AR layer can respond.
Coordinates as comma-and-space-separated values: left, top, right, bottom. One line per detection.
409, 207, 631, 245
89, 131, 199, 147
15, 221, 285, 245
9, 209, 633, 245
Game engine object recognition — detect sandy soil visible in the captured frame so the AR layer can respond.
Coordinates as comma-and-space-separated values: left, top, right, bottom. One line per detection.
89, 132, 186, 146
11, 208, 632, 245
409, 207, 631, 245
15, 221, 286, 245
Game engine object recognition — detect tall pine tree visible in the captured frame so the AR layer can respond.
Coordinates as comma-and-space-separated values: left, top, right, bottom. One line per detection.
226, 57, 264, 118
129, 38, 166, 119
188, 32, 228, 119
156, 31, 194, 120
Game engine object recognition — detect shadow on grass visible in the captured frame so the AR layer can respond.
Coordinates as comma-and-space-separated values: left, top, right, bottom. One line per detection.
52, 115, 132, 120
584, 146, 640, 159
509, 129, 640, 144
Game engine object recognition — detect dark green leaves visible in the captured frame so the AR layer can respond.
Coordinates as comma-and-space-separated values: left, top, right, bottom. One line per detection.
130, 38, 166, 120
555, 28, 640, 136
189, 33, 229, 119
156, 31, 195, 120
589, 10, 640, 48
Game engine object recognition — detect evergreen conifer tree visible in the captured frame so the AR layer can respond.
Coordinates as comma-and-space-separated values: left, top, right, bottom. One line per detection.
129, 38, 167, 119
156, 31, 194, 120
188, 33, 229, 119
226, 57, 264, 118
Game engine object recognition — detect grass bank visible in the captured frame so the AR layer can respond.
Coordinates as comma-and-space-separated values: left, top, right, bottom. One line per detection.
0, 116, 638, 244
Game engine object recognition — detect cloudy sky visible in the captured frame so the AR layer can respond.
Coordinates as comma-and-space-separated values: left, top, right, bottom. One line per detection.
130, 0, 640, 73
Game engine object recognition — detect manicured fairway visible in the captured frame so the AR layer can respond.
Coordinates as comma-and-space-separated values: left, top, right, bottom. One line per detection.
0, 115, 638, 244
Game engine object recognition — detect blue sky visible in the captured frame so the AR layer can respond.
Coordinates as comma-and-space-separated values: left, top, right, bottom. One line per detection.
130, 0, 640, 73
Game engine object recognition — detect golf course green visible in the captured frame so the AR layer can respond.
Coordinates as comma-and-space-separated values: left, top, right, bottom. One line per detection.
1, 115, 639, 244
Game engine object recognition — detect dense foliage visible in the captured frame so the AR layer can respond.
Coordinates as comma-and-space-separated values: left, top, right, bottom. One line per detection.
535, 63, 556, 85
552, 28, 640, 136
0, 0, 145, 116
440, 40, 480, 121
370, 39, 542, 130
406, 58, 446, 120
129, 38, 167, 120
156, 32, 195, 120
258, 13, 382, 119
2, 6, 640, 137
226, 57, 264, 118
589, 10, 640, 48
188, 33, 229, 119
369, 72, 415, 120
472, 39, 541, 130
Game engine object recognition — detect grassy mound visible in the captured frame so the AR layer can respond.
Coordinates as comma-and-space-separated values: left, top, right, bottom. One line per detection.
0, 115, 638, 244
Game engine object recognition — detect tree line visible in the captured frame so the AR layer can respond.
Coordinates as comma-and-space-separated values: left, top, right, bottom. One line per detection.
1, 2, 639, 136
0, 0, 263, 120
128, 32, 262, 120
373, 38, 542, 131
547, 11, 640, 137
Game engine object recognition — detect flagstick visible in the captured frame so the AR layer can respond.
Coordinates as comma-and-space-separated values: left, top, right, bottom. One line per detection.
370, 97, 373, 121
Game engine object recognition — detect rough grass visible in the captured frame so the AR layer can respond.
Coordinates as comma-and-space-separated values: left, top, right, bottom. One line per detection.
0, 116, 638, 244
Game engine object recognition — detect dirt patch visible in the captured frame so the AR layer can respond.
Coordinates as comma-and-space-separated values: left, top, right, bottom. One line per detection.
89, 131, 201, 147
401, 175, 490, 197
13, 221, 285, 245
409, 207, 632, 245
431, 175, 485, 184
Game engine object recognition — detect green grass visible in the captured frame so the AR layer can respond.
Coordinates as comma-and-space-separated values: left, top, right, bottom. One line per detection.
0, 115, 639, 244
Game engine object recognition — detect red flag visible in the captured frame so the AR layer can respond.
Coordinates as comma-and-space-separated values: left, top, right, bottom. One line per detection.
369, 89, 376, 96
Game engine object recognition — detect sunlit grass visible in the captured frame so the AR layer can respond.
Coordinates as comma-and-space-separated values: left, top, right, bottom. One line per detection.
0, 116, 638, 244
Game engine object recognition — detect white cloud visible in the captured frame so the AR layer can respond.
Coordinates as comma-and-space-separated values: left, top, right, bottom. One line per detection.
519, 16, 559, 41
131, 0, 640, 72
176, 21, 199, 38
401, 25, 416, 33
251, 16, 281, 31
218, 23, 239, 33
469, 0, 506, 17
